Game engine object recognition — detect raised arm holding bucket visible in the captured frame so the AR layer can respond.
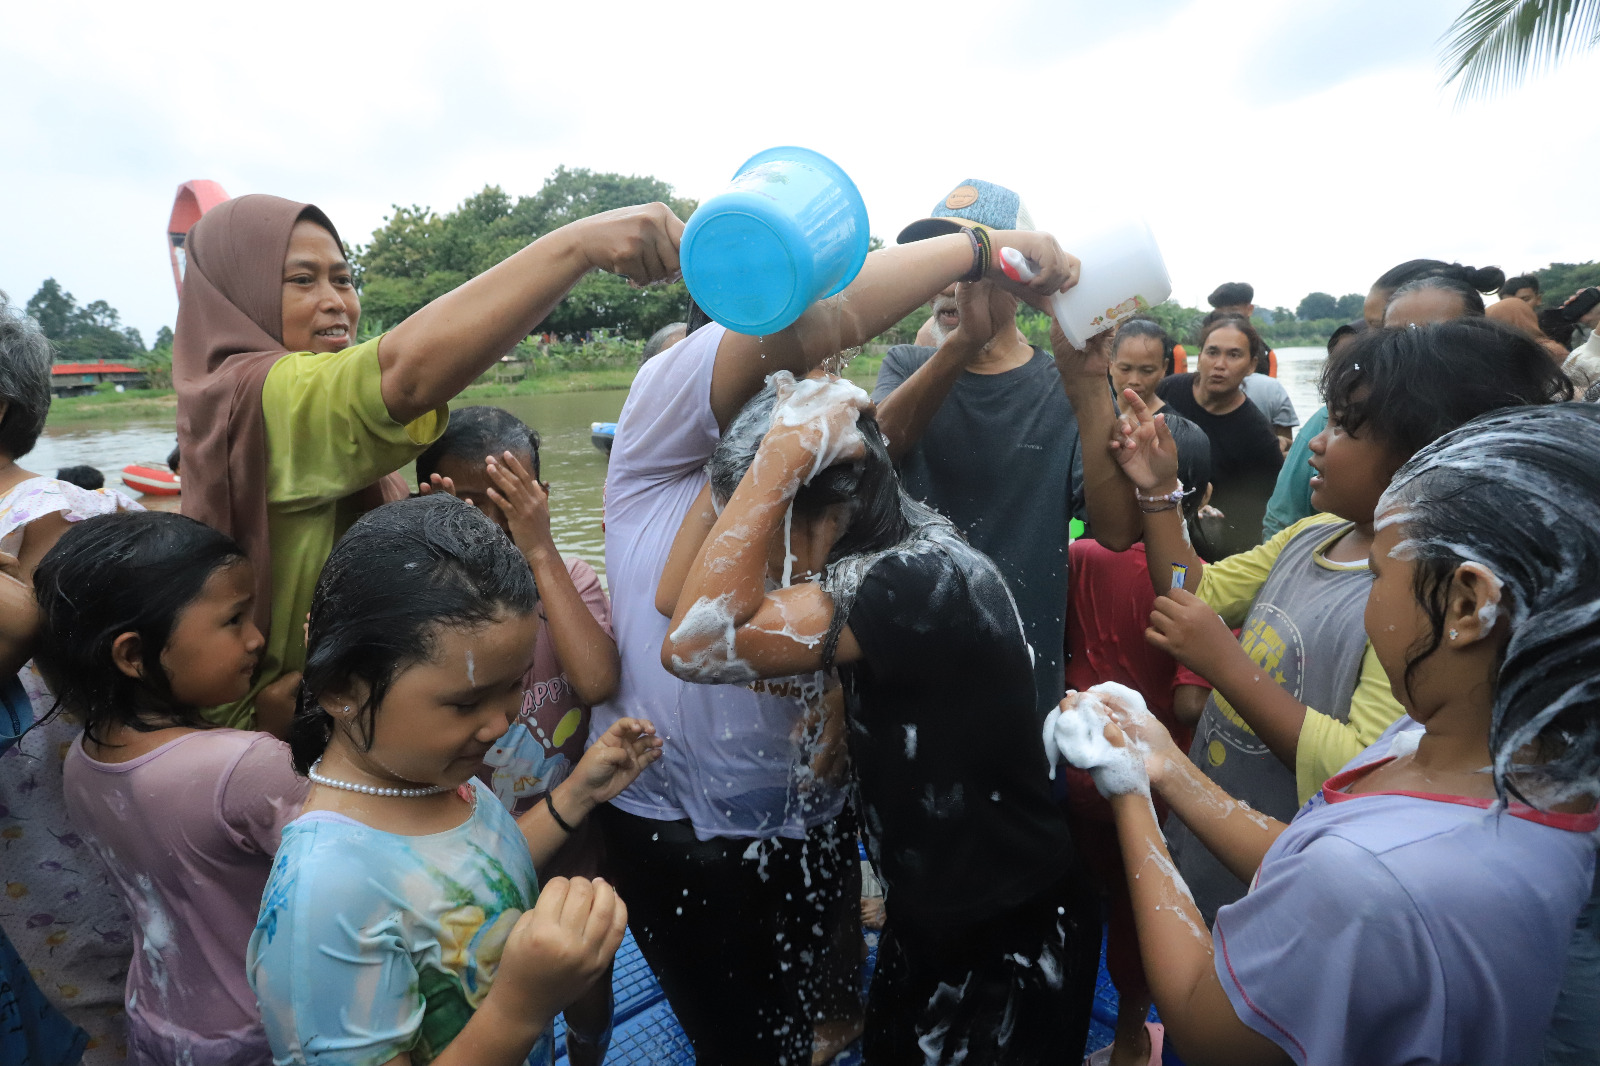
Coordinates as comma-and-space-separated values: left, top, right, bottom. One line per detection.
595, 150, 1087, 1065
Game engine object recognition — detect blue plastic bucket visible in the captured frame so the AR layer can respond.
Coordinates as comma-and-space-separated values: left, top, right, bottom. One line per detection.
680, 147, 870, 336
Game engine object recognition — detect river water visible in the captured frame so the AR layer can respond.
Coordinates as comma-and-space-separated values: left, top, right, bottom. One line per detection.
28, 346, 1328, 581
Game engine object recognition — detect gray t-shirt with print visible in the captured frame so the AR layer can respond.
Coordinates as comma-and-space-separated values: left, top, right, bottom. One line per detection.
1166, 519, 1374, 923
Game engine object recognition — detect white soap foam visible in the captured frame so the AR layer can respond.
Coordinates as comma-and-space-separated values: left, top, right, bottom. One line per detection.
1043, 683, 1151, 797
768, 371, 870, 481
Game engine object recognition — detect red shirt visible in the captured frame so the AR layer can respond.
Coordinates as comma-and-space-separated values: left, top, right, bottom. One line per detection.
1064, 539, 1200, 753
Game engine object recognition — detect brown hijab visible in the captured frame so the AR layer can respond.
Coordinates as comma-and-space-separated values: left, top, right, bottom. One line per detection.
174, 194, 346, 636
1487, 297, 1570, 363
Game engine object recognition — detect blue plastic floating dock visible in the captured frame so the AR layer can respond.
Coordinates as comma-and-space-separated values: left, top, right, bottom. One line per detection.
554, 922, 1182, 1064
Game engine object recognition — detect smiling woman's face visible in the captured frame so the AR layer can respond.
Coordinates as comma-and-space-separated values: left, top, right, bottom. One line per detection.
281, 219, 360, 353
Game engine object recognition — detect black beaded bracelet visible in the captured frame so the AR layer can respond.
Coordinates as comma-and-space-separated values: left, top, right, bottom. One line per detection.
545, 791, 577, 834
961, 226, 993, 283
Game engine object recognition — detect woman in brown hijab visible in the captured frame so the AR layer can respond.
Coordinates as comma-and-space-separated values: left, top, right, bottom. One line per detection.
1486, 294, 1569, 363
175, 194, 681, 734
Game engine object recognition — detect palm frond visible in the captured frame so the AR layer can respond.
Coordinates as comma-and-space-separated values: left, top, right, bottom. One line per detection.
1440, 0, 1600, 103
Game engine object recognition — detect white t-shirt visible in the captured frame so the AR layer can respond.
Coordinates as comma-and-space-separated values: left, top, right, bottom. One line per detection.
1241, 373, 1299, 429
593, 324, 845, 840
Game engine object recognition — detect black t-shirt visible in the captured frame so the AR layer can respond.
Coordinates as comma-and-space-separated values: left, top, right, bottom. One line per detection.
1156, 374, 1283, 557
874, 345, 1085, 718
839, 546, 1075, 931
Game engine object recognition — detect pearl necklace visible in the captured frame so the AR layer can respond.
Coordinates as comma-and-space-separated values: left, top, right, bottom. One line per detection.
308, 758, 452, 798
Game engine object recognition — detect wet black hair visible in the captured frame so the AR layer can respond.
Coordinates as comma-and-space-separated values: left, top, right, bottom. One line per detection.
1386, 274, 1488, 318
1163, 413, 1218, 559
708, 382, 912, 563
1326, 320, 1368, 355
1500, 275, 1540, 298
1197, 312, 1267, 372
1207, 282, 1254, 309
687, 298, 714, 335
32, 511, 247, 745
1538, 308, 1577, 350
1379, 403, 1600, 805
167, 444, 181, 475
55, 465, 104, 491
289, 494, 538, 774
1320, 318, 1572, 461
416, 405, 541, 483
1371, 259, 1504, 297
1111, 316, 1169, 359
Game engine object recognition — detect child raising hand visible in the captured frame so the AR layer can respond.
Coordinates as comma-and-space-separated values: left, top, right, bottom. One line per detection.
249, 496, 660, 1066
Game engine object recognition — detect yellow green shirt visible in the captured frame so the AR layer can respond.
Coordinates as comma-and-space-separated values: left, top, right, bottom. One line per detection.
1194, 513, 1405, 805
205, 336, 447, 728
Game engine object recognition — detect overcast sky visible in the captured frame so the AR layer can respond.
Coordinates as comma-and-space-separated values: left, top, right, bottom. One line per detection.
5, 0, 1598, 341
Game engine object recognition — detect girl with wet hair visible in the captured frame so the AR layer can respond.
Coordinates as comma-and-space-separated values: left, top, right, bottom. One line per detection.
1113, 318, 1571, 924
1364, 259, 1504, 326
662, 372, 1100, 1064
248, 495, 662, 1066
1071, 401, 1600, 1066
31, 511, 306, 1065
1383, 273, 1489, 324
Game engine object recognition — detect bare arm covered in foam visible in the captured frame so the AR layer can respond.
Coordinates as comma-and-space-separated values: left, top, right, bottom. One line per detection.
663, 377, 866, 681
1108, 789, 1292, 1066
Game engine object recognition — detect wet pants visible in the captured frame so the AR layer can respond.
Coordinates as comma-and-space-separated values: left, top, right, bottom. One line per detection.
862, 871, 1101, 1065
599, 805, 858, 1066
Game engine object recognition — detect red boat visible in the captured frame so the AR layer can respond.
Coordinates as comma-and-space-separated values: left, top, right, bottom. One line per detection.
122, 462, 181, 497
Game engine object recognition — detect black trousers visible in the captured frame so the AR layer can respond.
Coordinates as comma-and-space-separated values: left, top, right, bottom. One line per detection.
862, 870, 1102, 1065
598, 804, 857, 1066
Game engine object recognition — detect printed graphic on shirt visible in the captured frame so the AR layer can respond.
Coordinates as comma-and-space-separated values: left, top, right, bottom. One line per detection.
484, 723, 573, 812
1203, 603, 1304, 765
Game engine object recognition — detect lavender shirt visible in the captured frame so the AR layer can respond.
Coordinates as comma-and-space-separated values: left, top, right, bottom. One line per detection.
594, 323, 844, 840
63, 729, 307, 1066
1214, 719, 1597, 1066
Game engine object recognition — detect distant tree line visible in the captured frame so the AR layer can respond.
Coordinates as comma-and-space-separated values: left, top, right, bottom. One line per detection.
352, 167, 700, 339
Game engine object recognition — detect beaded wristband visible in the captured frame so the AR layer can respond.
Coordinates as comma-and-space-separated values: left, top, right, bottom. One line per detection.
1135, 480, 1186, 513
545, 791, 577, 833
960, 225, 993, 283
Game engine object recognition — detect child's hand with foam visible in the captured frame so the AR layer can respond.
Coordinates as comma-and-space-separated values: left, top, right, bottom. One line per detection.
1089, 681, 1184, 787
1043, 683, 1155, 798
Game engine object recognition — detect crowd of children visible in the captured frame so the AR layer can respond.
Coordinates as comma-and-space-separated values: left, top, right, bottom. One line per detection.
1, 193, 1598, 1066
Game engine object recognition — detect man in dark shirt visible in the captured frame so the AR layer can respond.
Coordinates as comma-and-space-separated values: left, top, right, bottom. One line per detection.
1155, 314, 1282, 557
874, 179, 1139, 720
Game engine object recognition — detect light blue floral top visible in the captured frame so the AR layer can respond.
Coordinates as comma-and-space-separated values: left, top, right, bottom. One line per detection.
247, 778, 550, 1066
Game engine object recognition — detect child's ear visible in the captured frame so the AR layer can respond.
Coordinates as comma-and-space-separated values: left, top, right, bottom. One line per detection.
1445, 562, 1505, 647
111, 632, 145, 680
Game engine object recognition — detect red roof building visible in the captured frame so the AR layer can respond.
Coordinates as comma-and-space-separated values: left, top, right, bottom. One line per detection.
51, 362, 148, 396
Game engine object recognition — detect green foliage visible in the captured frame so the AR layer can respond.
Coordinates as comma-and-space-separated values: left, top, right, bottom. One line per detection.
1532, 261, 1600, 306
1143, 300, 1206, 345
26, 279, 75, 338
1296, 292, 1339, 321
351, 168, 699, 336
874, 304, 932, 347
138, 325, 175, 389
1256, 317, 1345, 348
1440, 0, 1600, 103
1333, 293, 1365, 319
25, 278, 150, 364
